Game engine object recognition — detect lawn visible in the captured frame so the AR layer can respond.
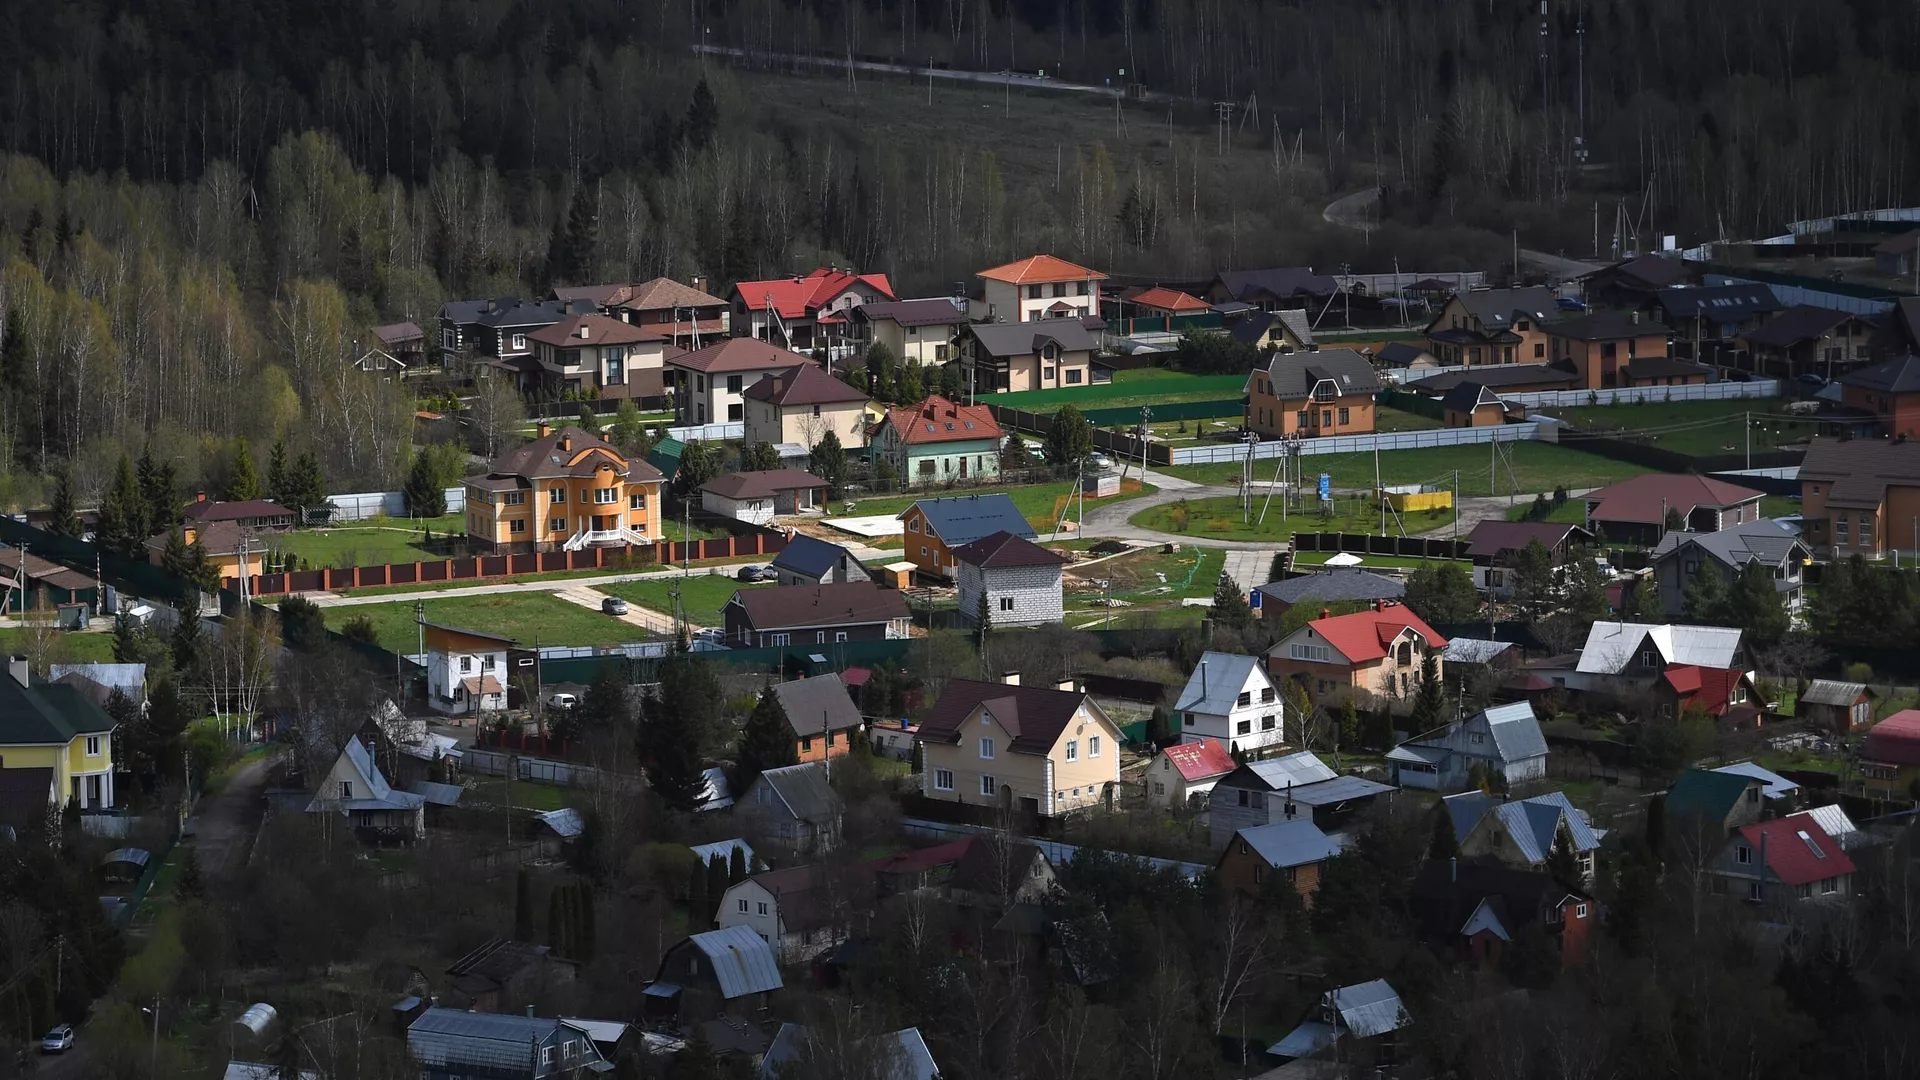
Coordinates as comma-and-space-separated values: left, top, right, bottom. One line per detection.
1069, 546, 1224, 623
340, 593, 646, 652
1132, 495, 1455, 543
1762, 495, 1801, 519
275, 519, 460, 569
600, 574, 773, 623
837, 479, 1155, 532
0, 628, 117, 662
468, 778, 571, 812
1163, 441, 1651, 494
1534, 398, 1806, 457
1373, 405, 1444, 432
995, 373, 1247, 411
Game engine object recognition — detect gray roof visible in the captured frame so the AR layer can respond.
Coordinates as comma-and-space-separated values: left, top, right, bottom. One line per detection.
688, 925, 785, 998
408, 780, 465, 807
538, 808, 584, 838
1456, 286, 1556, 328
306, 738, 425, 813
1258, 348, 1382, 398
753, 762, 839, 826
1238, 752, 1339, 790
1544, 310, 1671, 340
1482, 702, 1549, 764
967, 319, 1100, 357
1656, 283, 1781, 321
1256, 568, 1405, 606
1440, 381, 1505, 412
1800, 679, 1869, 707
1576, 621, 1744, 674
1442, 791, 1497, 844
225, 1065, 319, 1080
1838, 352, 1920, 394
1213, 268, 1339, 302
1328, 979, 1411, 1038
1375, 341, 1434, 366
770, 674, 864, 738
760, 1024, 938, 1080
1284, 773, 1398, 806
1652, 520, 1808, 569
1232, 819, 1342, 869
907, 493, 1037, 546
47, 663, 146, 697
1492, 792, 1601, 863
408, 1008, 600, 1071
1172, 652, 1269, 715
1785, 805, 1873, 851
771, 534, 852, 580
1226, 309, 1316, 348
1712, 761, 1799, 800
1443, 638, 1517, 665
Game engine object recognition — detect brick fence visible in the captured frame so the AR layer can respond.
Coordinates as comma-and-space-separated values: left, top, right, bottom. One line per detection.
228, 532, 789, 597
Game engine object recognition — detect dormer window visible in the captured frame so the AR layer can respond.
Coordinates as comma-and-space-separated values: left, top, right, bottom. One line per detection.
1311, 380, 1336, 402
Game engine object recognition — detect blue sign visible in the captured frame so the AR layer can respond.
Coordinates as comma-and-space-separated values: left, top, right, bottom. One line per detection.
1318, 473, 1331, 501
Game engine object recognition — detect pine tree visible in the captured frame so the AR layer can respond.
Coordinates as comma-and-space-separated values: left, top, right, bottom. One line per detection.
226, 440, 261, 501
909, 739, 923, 774
1146, 704, 1172, 746
96, 453, 147, 557
171, 599, 204, 673
554, 183, 600, 286
143, 455, 178, 534
1545, 826, 1583, 888
575, 881, 596, 962
612, 399, 646, 451
705, 854, 727, 914
735, 684, 798, 792
1211, 572, 1254, 629
1683, 564, 1730, 624
547, 883, 571, 957
642, 650, 716, 811
899, 358, 925, 402
265, 439, 291, 506
514, 868, 535, 940
1428, 806, 1460, 859
682, 77, 719, 151
1409, 649, 1444, 729
685, 859, 709, 929
864, 342, 897, 401
403, 452, 446, 518
809, 431, 847, 497
742, 441, 780, 472
728, 844, 747, 884
288, 451, 327, 518
46, 471, 80, 537
1044, 404, 1093, 469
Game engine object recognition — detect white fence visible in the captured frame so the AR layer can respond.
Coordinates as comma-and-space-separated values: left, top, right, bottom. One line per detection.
1499, 378, 1781, 408
667, 422, 744, 442
325, 487, 468, 522
464, 748, 604, 787
1168, 423, 1540, 466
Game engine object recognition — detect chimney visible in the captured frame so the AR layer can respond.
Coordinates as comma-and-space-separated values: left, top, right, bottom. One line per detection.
560, 435, 572, 452
1320, 608, 1331, 620
1200, 660, 1208, 699
690, 275, 706, 291
1375, 598, 1388, 612
1449, 856, 1457, 883
577, 323, 591, 339
195, 491, 208, 503
1000, 671, 1020, 686
525, 1006, 536, 1018
538, 422, 553, 439
7, 655, 27, 687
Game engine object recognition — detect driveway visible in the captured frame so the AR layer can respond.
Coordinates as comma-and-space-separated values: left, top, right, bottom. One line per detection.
550, 586, 689, 634
1321, 187, 1606, 279
192, 748, 279, 877
305, 565, 741, 609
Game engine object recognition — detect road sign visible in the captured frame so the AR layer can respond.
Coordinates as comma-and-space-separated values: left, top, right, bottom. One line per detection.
1318, 474, 1331, 501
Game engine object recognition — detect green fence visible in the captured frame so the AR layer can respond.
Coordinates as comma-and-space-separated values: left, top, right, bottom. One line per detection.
1375, 389, 1444, 419
993, 373, 1246, 411
0, 515, 194, 605
1082, 399, 1244, 426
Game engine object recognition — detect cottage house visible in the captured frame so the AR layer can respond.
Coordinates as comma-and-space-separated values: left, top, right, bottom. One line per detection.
1650, 520, 1809, 619
849, 297, 969, 365
1655, 282, 1781, 363
1798, 436, 1920, 560
896, 492, 1034, 580
1579, 253, 1690, 309
769, 673, 864, 763
951, 531, 1065, 629
604, 277, 731, 346
1254, 568, 1405, 622
722, 582, 912, 648
959, 319, 1100, 393
1663, 766, 1768, 838
421, 622, 512, 716
462, 424, 665, 554
1461, 520, 1596, 598
1265, 601, 1448, 708
1567, 620, 1746, 694
1423, 286, 1558, 367
1853, 710, 1920, 801
1173, 651, 1286, 756
741, 364, 873, 451
407, 1008, 604, 1080
646, 925, 784, 1021
915, 674, 1124, 818
303, 737, 426, 841
1225, 308, 1315, 353
1736, 304, 1876, 381
946, 835, 1055, 910
1836, 353, 1920, 439
524, 313, 672, 402
669, 338, 823, 426
699, 469, 828, 525
1206, 752, 1395, 848
1440, 381, 1513, 427
1657, 665, 1759, 720
1582, 473, 1766, 546
1710, 816, 1856, 905
183, 496, 297, 531
441, 939, 575, 1013
760, 1024, 940, 1080
731, 268, 895, 352
1244, 348, 1383, 439
1409, 859, 1595, 967
1387, 701, 1549, 792
716, 864, 858, 962
1114, 285, 1210, 319
1544, 310, 1706, 389
1144, 740, 1238, 809
1712, 761, 1800, 805
1216, 819, 1342, 905
1267, 980, 1411, 1066
1204, 268, 1339, 312
872, 397, 1006, 493
739, 762, 842, 855
972, 255, 1105, 323
770, 535, 870, 588
1439, 790, 1601, 882
438, 296, 594, 372
0, 655, 117, 814
1797, 679, 1875, 735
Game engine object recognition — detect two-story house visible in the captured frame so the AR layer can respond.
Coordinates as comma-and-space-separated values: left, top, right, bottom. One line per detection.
741, 364, 873, 451
1737, 304, 1876, 381
951, 531, 1065, 629
421, 622, 513, 715
1709, 816, 1856, 905
669, 339, 822, 426
525, 314, 673, 402
408, 1008, 606, 1080
1655, 282, 1781, 365
1439, 790, 1601, 883
721, 583, 912, 648
462, 424, 665, 553
1409, 859, 1595, 968
959, 319, 1100, 393
871, 397, 1006, 492
1460, 520, 1595, 599
972, 255, 1106, 323
1836, 353, 1920, 440
1423, 287, 1557, 367
1650, 520, 1810, 620
605, 276, 731, 346
1244, 348, 1383, 439
1582, 473, 1765, 547
769, 535, 871, 588
1387, 702, 1549, 792
739, 762, 842, 855
849, 297, 969, 364
1798, 436, 1920, 559
1855, 710, 1920, 801
1144, 739, 1238, 809
0, 655, 117, 812
1172, 651, 1286, 756
1215, 819, 1342, 905
769, 673, 864, 763
1566, 620, 1745, 695
1225, 309, 1315, 353
303, 735, 426, 841
1544, 310, 1704, 389
896, 492, 1034, 580
439, 297, 594, 373
715, 864, 855, 962
1203, 267, 1339, 312
1206, 752, 1395, 848
915, 674, 1124, 818
647, 925, 784, 1021
731, 268, 895, 351
1265, 601, 1448, 707
1664, 766, 1768, 839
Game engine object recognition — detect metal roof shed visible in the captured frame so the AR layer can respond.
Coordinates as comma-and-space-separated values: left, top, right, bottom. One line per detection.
689, 925, 784, 998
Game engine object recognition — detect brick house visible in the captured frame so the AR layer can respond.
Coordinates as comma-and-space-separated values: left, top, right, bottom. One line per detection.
1244, 348, 1383, 439
1799, 436, 1920, 560
1216, 819, 1342, 906
951, 531, 1066, 629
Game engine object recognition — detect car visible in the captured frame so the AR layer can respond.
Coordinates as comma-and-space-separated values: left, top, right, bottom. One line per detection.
1795, 373, 1828, 388
693, 627, 725, 644
735, 564, 777, 582
1088, 452, 1114, 471
600, 596, 629, 616
546, 692, 578, 711
1555, 296, 1588, 312
41, 1025, 74, 1053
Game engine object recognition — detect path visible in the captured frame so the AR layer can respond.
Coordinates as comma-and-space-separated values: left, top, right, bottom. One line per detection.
1322, 187, 1608, 279
1222, 548, 1284, 594
550, 585, 692, 635
303, 565, 742, 609
192, 749, 279, 876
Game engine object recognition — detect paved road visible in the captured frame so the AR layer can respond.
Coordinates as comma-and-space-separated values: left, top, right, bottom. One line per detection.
1222, 548, 1284, 594
693, 44, 1210, 106
550, 585, 690, 634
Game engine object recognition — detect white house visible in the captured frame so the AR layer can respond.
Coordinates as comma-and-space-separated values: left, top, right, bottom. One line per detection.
715, 864, 857, 963
1386, 702, 1549, 792
1145, 740, 1238, 810
698, 469, 828, 526
973, 255, 1107, 323
1175, 652, 1286, 756
422, 623, 513, 716
950, 531, 1066, 629
304, 737, 426, 840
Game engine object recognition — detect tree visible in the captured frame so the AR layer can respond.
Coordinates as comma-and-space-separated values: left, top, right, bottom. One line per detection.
1409, 648, 1444, 725
685, 858, 710, 930
809, 430, 847, 497
162, 529, 220, 592
404, 451, 447, 518
95, 453, 147, 557
1170, 329, 1261, 375
286, 451, 327, 519
1147, 704, 1172, 746
1211, 572, 1254, 629
1683, 563, 1731, 624
111, 614, 169, 669
469, 378, 528, 460
864, 341, 898, 402
899, 357, 925, 402
1044, 404, 1094, 471
1501, 919, 1562, 990
1545, 826, 1583, 889
728, 844, 748, 884
177, 843, 204, 899
514, 868, 535, 940
674, 441, 720, 497
1428, 806, 1460, 859
1619, 575, 1653, 621
226, 439, 261, 501
266, 438, 292, 506
1509, 538, 1560, 621
742, 440, 780, 472
642, 649, 718, 811
682, 77, 720, 151
1664, 505, 1686, 534
576, 401, 602, 433
340, 613, 377, 645
735, 683, 799, 792
570, 662, 634, 739
171, 600, 205, 674
1404, 562, 1480, 625
612, 398, 649, 453
550, 182, 600, 286
137, 445, 178, 533
1000, 434, 1035, 471
705, 854, 727, 913
46, 471, 80, 537
1727, 559, 1790, 644
278, 595, 328, 650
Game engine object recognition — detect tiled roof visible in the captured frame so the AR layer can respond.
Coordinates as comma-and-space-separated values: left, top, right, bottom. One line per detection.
947, 530, 1065, 570
1741, 304, 1859, 347
372, 321, 424, 344
1440, 381, 1505, 412
1655, 283, 1781, 321
853, 298, 969, 327
904, 492, 1034, 545
917, 678, 1090, 754
1461, 520, 1590, 558
1864, 710, 1920, 766
526, 313, 667, 348
742, 363, 872, 407
881, 396, 1003, 446
1160, 740, 1237, 782
1543, 310, 1671, 340
1258, 347, 1381, 399
1593, 254, 1689, 288
1660, 665, 1753, 716
1651, 520, 1807, 569
1283, 603, 1447, 664
1583, 473, 1762, 525
481, 424, 662, 485
734, 269, 896, 318
1226, 309, 1316, 347
1800, 437, 1920, 509
1838, 352, 1920, 394
1454, 286, 1557, 327
1211, 268, 1338, 301
700, 468, 827, 500
670, 338, 819, 374
966, 319, 1100, 357
1735, 817, 1856, 886
729, 583, 910, 632
183, 498, 292, 523
976, 255, 1107, 284
1256, 568, 1404, 606
1122, 285, 1210, 313
769, 674, 863, 738
619, 277, 729, 312
0, 670, 118, 745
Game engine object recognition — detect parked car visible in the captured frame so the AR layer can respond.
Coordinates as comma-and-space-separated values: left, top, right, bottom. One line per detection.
546, 692, 578, 711
1089, 452, 1114, 470
693, 627, 726, 644
41, 1025, 74, 1053
1555, 296, 1588, 312
600, 596, 629, 616
735, 564, 777, 582
1795, 373, 1828, 389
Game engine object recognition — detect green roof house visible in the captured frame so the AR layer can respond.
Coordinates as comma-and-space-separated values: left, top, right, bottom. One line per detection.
1663, 767, 1765, 836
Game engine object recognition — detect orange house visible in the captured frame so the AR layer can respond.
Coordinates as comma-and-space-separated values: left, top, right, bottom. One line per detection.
1837, 354, 1920, 439
1440, 382, 1509, 427
1265, 601, 1448, 707
770, 674, 863, 763
1244, 348, 1382, 439
462, 424, 665, 554
1544, 311, 1677, 390
897, 492, 1036, 580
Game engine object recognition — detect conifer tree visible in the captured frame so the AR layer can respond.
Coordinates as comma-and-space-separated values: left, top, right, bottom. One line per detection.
265, 438, 291, 507
226, 439, 261, 501
46, 471, 80, 537
403, 451, 446, 517
735, 684, 798, 792
1211, 572, 1254, 629
288, 451, 327, 518
686, 859, 710, 930
514, 868, 535, 941
96, 453, 147, 557
705, 854, 727, 914
728, 844, 747, 884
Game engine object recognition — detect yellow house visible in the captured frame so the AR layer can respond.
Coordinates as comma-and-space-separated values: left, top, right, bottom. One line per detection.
463, 424, 665, 554
915, 674, 1122, 817
144, 521, 270, 584
0, 656, 117, 811
740, 363, 873, 450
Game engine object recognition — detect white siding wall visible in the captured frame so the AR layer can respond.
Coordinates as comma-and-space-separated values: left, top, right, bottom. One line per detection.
958, 562, 1064, 628
701, 490, 775, 525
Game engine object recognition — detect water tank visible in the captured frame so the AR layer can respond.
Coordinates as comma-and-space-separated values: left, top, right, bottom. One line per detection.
233, 1003, 278, 1042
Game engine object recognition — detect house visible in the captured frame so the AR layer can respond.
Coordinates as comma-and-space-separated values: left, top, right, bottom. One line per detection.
1255, 568, 1406, 621
441, 939, 576, 1013
1581, 473, 1765, 546
769, 673, 864, 762
524, 313, 673, 402
739, 762, 842, 854
1784, 804, 1877, 854
0, 655, 117, 811
1854, 710, 1920, 800
1440, 382, 1513, 427
366, 320, 427, 370
421, 622, 513, 715
1661, 767, 1766, 836
1543, 310, 1692, 390
945, 835, 1055, 909
1579, 253, 1690, 309
760, 1024, 939, 1080
1244, 347, 1382, 439
1836, 353, 1920, 439
1797, 679, 1875, 735
408, 1008, 604, 1080
1423, 287, 1558, 367
915, 674, 1124, 818
741, 364, 872, 450
871, 397, 1006, 491
1408, 859, 1595, 967
731, 268, 895, 351
1267, 980, 1410, 1066
439, 297, 594, 374
1712, 761, 1800, 805
648, 925, 784, 1021
1375, 341, 1438, 370
1440, 790, 1601, 882
722, 582, 911, 648
463, 424, 665, 554
1216, 819, 1342, 905
1798, 436, 1920, 559
973, 255, 1105, 323
182, 496, 297, 531
1649, 520, 1810, 618
716, 864, 858, 962
1206, 752, 1395, 848
1116, 284, 1210, 317
1655, 283, 1781, 363
1461, 520, 1596, 598
1404, 362, 1580, 397
959, 319, 1100, 394
1265, 601, 1448, 708
303, 736, 426, 841
143, 520, 269, 585
849, 297, 968, 364
49, 663, 147, 710
1736, 304, 1876, 380
3, 542, 103, 610
1225, 309, 1315, 353
604, 277, 731, 347
1144, 740, 1238, 809
1658, 665, 1759, 720
951, 531, 1066, 629
897, 492, 1034, 580
1571, 621, 1746, 692
1172, 651, 1286, 756
699, 469, 828, 525
1387, 702, 1549, 792
1710, 816, 1856, 904
1203, 268, 1339, 311
669, 338, 823, 425
770, 534, 870, 588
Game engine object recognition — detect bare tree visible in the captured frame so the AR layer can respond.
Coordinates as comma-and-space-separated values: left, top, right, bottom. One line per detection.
1205, 896, 1272, 1035
205, 604, 281, 739
467, 376, 527, 461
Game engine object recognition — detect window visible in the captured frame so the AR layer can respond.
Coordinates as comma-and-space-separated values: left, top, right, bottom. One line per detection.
630, 492, 647, 510
1027, 284, 1043, 299
1861, 514, 1875, 546
727, 374, 743, 393
1260, 687, 1276, 703
1237, 789, 1250, 807
979, 737, 995, 759
605, 355, 624, 384
758, 901, 770, 914
509, 519, 527, 534
1296, 410, 1310, 428
1747, 881, 1764, 901
1043, 366, 1056, 381
769, 633, 790, 646
1289, 643, 1332, 662
1821, 878, 1837, 894
542, 1048, 554, 1066
800, 736, 812, 753
1088, 736, 1101, 757
1640, 650, 1657, 667
1065, 740, 1078, 761
1236, 719, 1252, 735
86, 736, 101, 756
1735, 845, 1752, 864
1066, 368, 1083, 384
1337, 407, 1349, 425
594, 487, 617, 504
1262, 715, 1276, 730
1311, 381, 1336, 403
1153, 781, 1165, 796
1837, 517, 1849, 543
737, 898, 749, 912
338, 781, 354, 799
1077, 281, 1089, 296
549, 486, 566, 504
934, 769, 954, 790
503, 490, 526, 506
512, 333, 527, 351
550, 517, 567, 532
980, 775, 997, 797
461, 656, 474, 673
1321, 409, 1333, 427
1236, 690, 1252, 707
1534, 342, 1546, 358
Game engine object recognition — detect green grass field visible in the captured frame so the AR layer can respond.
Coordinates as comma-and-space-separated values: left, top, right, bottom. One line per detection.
994, 373, 1246, 411
275, 515, 465, 569
1535, 398, 1806, 456
0, 629, 117, 662
1373, 405, 1444, 432
1164, 441, 1651, 493
1133, 495, 1456, 543
600, 574, 771, 623
340, 593, 645, 652
1505, 498, 1590, 524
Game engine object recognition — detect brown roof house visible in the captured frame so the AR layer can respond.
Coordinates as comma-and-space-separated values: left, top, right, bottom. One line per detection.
1423, 286, 1558, 367
740, 364, 873, 451
605, 277, 730, 345
1543, 310, 1706, 390
525, 313, 674, 402
1836, 353, 1920, 440
698, 469, 828, 526
1440, 382, 1514, 427
442, 938, 576, 1014
1737, 304, 1877, 381
721, 582, 911, 649
916, 674, 1124, 819
1245, 348, 1383, 439
668, 338, 821, 426
1798, 436, 1920, 559
461, 423, 666, 554
951, 531, 1066, 629
848, 297, 969, 365
1461, 520, 1595, 598
1581, 473, 1765, 546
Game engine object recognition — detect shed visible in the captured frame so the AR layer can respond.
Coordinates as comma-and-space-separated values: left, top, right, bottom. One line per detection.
1798, 679, 1874, 734
98, 847, 151, 883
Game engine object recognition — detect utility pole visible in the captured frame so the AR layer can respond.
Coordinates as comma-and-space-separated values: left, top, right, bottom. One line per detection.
1453, 470, 1460, 539
1375, 448, 1384, 536
1745, 411, 1751, 470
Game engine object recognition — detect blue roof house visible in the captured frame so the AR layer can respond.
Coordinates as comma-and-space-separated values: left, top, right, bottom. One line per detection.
646, 925, 785, 1021
407, 1007, 607, 1080
1441, 789, 1602, 884
771, 534, 871, 587
899, 493, 1037, 579
1385, 702, 1549, 792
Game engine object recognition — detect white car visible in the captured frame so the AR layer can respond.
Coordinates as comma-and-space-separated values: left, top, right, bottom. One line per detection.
41, 1025, 75, 1053
545, 692, 578, 711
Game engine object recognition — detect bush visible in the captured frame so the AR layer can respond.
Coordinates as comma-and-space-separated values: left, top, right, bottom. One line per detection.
1842, 661, 1874, 683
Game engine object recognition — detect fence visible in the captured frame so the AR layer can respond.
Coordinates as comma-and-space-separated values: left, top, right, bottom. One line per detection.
326, 487, 468, 522
1167, 422, 1540, 465
231, 532, 788, 596
1374, 389, 1445, 418
0, 515, 195, 605
1498, 378, 1782, 407
462, 746, 606, 786
668, 421, 745, 442
1556, 432, 1803, 475
986, 405, 1170, 466
1292, 534, 1471, 560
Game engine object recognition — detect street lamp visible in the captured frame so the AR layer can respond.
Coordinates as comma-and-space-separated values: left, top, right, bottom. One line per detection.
142, 998, 160, 1075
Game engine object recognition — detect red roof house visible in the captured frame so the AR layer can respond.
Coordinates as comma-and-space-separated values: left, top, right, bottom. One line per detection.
1266, 601, 1449, 706
1120, 286, 1210, 315
1658, 665, 1758, 718
1582, 474, 1765, 545
1864, 710, 1920, 766
731, 268, 895, 351
1717, 817, 1856, 904
1148, 740, 1238, 807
